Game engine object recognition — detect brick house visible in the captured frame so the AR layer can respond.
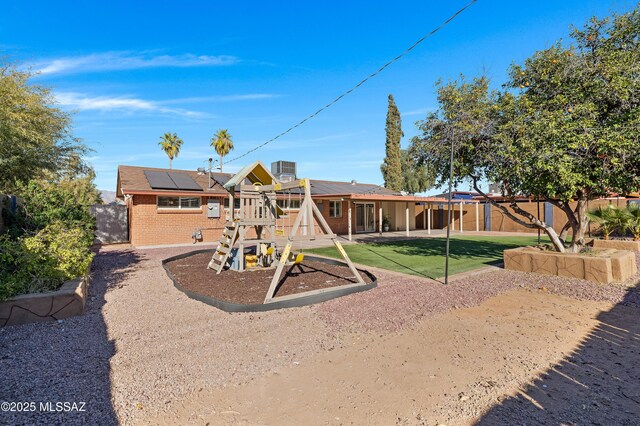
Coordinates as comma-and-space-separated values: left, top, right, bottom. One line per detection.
116, 164, 448, 247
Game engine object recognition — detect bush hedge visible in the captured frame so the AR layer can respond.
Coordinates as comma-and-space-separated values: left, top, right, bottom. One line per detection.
0, 179, 98, 301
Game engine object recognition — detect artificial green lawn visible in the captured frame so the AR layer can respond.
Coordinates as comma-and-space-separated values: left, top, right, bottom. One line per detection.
308, 235, 547, 279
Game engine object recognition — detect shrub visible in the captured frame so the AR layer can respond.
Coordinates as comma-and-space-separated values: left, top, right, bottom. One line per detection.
587, 205, 618, 239
7, 179, 98, 237
625, 204, 640, 240
0, 223, 93, 301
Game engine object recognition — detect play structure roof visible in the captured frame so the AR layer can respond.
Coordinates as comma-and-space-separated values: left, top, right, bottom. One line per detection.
223, 161, 277, 190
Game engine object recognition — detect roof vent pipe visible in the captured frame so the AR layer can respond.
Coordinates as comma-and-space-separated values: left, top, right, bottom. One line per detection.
351, 180, 357, 185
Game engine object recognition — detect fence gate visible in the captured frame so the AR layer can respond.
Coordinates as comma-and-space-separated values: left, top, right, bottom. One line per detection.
89, 204, 129, 244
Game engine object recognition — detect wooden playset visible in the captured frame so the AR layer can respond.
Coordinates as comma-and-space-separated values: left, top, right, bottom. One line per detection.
207, 161, 365, 303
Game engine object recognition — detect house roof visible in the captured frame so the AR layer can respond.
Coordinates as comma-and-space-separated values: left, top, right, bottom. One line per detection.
116, 164, 454, 203
117, 165, 231, 197
309, 179, 400, 196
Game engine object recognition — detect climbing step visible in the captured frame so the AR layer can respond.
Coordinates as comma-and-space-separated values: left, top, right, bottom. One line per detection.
208, 221, 240, 274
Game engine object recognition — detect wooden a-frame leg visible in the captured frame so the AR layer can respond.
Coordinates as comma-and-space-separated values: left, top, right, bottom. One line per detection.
310, 202, 364, 284
264, 198, 309, 303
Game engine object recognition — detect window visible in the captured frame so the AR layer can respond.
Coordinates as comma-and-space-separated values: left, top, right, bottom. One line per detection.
276, 199, 301, 210
329, 200, 342, 218
157, 196, 201, 209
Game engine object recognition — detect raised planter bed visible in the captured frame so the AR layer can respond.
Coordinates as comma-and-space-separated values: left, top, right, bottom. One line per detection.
0, 277, 88, 327
589, 238, 640, 251
504, 247, 637, 284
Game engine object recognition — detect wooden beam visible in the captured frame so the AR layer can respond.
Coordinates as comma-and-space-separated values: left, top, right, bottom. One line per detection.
264, 197, 309, 302
305, 179, 314, 237
240, 179, 305, 193
333, 240, 365, 284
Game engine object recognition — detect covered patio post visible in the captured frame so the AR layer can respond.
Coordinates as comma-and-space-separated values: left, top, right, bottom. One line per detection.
379, 205, 382, 235
459, 200, 463, 233
405, 202, 410, 237
475, 201, 479, 232
427, 203, 431, 235
422, 203, 426, 230
347, 203, 352, 241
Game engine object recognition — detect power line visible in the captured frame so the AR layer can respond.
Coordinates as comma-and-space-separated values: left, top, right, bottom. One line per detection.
221, 0, 478, 166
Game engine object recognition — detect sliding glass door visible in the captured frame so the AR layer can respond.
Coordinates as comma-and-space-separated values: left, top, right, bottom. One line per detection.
355, 203, 375, 233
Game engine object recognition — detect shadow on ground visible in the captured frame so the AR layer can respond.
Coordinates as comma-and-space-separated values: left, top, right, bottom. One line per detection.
475, 282, 640, 424
0, 247, 142, 425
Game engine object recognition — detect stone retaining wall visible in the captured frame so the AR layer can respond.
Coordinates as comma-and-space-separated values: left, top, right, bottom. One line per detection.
504, 247, 637, 284
590, 239, 640, 251
0, 277, 88, 327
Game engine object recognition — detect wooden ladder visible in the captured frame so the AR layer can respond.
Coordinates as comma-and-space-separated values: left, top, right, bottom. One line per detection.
208, 222, 240, 274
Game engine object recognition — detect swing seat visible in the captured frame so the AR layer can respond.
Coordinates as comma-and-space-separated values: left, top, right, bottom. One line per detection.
294, 253, 304, 264
275, 230, 285, 236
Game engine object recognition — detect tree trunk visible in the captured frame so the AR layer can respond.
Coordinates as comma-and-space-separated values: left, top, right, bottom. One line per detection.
567, 197, 589, 252
472, 179, 566, 252
220, 154, 223, 173
169, 157, 172, 170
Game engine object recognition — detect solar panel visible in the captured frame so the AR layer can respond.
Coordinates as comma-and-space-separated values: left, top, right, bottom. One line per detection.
145, 171, 178, 189
168, 172, 202, 191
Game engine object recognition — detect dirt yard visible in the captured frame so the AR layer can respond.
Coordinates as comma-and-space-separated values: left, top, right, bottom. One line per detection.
1, 244, 638, 425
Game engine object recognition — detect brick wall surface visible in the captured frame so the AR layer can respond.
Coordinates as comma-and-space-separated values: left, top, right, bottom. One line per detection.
128, 196, 377, 246
129, 195, 228, 246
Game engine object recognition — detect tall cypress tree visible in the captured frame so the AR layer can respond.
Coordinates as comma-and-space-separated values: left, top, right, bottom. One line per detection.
381, 94, 403, 191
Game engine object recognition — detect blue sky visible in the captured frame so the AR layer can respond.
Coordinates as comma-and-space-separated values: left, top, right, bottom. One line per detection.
1, 0, 636, 193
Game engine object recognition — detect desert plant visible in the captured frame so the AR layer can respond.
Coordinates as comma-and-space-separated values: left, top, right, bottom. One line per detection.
587, 205, 628, 240
0, 222, 93, 301
625, 204, 640, 240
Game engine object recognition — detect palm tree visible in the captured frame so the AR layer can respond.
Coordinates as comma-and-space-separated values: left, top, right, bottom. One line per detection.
625, 204, 640, 240
587, 205, 628, 240
158, 132, 183, 169
210, 129, 234, 173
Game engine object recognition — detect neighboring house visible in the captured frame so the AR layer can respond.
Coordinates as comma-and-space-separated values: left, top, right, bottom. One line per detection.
116, 163, 448, 247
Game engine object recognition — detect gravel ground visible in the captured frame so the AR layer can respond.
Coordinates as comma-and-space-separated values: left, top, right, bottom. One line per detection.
1, 245, 638, 425
316, 252, 640, 333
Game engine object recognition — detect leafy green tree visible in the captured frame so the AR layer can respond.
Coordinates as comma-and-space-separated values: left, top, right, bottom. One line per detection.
401, 149, 434, 194
381, 94, 403, 191
410, 7, 640, 252
211, 129, 234, 173
0, 63, 87, 192
158, 132, 183, 169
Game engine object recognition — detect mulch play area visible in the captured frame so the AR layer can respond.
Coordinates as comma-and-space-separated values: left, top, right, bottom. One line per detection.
164, 251, 374, 305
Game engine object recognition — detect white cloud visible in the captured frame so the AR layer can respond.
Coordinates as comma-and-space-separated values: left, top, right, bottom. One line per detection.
403, 108, 434, 117
55, 91, 204, 117
160, 93, 279, 105
34, 51, 239, 75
